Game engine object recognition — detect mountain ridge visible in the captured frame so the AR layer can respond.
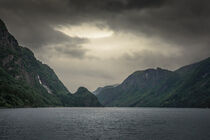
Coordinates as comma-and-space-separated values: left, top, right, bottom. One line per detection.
96, 57, 210, 107
0, 19, 102, 107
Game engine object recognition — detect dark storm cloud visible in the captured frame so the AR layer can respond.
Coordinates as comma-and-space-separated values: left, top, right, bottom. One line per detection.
1, 0, 209, 46
127, 0, 210, 45
0, 0, 209, 60
67, 0, 165, 12
0, 0, 88, 58
0, 0, 166, 46
99, 0, 210, 65
103, 0, 210, 41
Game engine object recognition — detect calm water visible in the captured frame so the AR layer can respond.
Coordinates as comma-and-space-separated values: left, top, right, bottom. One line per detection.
0, 108, 210, 140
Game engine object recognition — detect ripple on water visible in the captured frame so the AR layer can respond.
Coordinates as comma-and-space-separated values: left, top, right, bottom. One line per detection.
0, 107, 210, 140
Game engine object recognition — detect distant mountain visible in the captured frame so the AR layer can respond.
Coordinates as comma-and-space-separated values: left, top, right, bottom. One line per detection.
96, 59, 210, 107
0, 19, 102, 107
74, 87, 103, 107
93, 84, 119, 95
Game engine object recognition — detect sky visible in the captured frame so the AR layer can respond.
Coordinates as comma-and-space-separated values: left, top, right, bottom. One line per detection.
0, 0, 210, 92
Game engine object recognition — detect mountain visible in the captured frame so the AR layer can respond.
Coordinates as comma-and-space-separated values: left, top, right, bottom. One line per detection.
74, 87, 103, 107
96, 59, 210, 107
0, 19, 102, 107
93, 84, 119, 95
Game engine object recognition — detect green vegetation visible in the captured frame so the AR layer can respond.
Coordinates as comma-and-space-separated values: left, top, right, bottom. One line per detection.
97, 59, 210, 108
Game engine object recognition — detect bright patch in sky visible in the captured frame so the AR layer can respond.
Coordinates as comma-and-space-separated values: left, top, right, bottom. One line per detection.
54, 23, 114, 39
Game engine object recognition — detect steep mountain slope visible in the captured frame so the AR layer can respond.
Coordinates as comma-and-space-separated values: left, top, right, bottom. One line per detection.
162, 57, 210, 107
0, 19, 102, 107
97, 59, 210, 107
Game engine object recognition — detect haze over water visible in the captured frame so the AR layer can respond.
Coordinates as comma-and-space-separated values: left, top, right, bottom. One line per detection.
0, 108, 210, 140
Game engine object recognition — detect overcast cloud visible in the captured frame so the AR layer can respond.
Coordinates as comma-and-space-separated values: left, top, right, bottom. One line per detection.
0, 0, 210, 92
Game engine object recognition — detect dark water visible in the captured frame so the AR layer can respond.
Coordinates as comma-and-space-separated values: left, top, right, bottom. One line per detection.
0, 108, 210, 140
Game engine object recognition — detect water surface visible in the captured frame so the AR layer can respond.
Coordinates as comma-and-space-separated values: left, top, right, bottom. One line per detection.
0, 107, 210, 140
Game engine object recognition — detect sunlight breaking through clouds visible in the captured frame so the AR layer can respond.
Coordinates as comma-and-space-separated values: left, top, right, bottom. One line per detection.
54, 23, 114, 39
